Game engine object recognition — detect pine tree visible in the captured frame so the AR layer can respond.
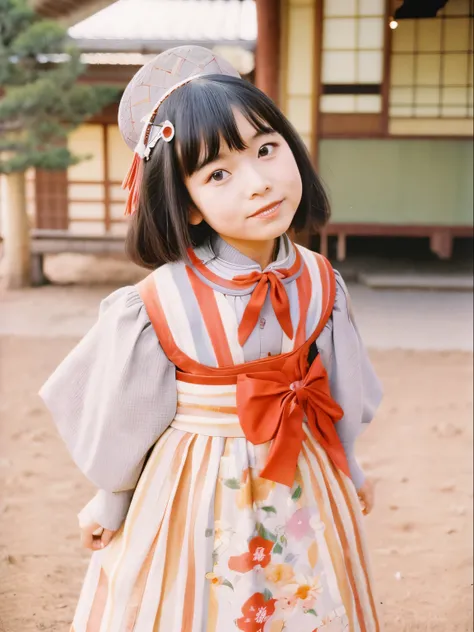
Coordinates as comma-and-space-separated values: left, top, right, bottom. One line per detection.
0, 0, 120, 287
0, 0, 119, 172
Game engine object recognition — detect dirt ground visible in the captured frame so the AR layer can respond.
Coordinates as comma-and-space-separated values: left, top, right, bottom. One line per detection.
0, 338, 472, 631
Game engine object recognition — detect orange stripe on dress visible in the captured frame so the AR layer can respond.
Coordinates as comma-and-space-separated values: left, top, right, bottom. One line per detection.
181, 438, 213, 631
177, 371, 238, 385
177, 402, 238, 415
85, 568, 109, 632
153, 436, 197, 627
137, 274, 178, 362
106, 431, 183, 624
301, 447, 356, 631
330, 464, 381, 631
137, 276, 201, 372
316, 253, 329, 321
294, 258, 312, 347
313, 254, 336, 340
306, 441, 368, 632
125, 526, 162, 630
186, 266, 234, 367
177, 387, 236, 398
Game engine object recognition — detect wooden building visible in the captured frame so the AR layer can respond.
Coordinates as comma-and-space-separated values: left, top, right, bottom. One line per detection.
24, 0, 257, 240
278, 0, 473, 258
4, 0, 472, 263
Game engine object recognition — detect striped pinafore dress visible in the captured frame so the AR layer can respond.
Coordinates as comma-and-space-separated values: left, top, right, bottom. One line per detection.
72, 244, 380, 632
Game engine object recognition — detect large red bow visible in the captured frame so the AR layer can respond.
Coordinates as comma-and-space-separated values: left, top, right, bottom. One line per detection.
236, 355, 348, 486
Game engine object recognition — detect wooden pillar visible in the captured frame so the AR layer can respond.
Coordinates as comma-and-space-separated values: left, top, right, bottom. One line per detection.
313, 0, 326, 253
255, 0, 281, 104
1, 171, 31, 288
430, 230, 453, 260
103, 124, 111, 232
311, 0, 324, 169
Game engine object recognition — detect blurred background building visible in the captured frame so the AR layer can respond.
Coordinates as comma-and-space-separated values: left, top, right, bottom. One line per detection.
7, 0, 474, 264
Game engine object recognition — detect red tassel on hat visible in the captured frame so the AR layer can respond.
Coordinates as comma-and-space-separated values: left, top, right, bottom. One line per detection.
122, 152, 144, 216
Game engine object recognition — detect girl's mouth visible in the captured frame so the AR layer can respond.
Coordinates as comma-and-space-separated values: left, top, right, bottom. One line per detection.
250, 200, 283, 219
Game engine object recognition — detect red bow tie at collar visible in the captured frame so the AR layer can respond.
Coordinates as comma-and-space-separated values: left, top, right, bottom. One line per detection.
236, 355, 349, 487
232, 269, 293, 346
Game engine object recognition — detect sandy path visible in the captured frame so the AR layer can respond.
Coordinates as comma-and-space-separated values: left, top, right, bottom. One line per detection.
0, 338, 472, 631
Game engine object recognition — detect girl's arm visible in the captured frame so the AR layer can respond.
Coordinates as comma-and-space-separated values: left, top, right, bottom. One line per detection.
317, 271, 383, 491
77, 489, 135, 532
39, 285, 177, 531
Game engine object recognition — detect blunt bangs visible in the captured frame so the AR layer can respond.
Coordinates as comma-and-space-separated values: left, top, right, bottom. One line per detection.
160, 75, 279, 177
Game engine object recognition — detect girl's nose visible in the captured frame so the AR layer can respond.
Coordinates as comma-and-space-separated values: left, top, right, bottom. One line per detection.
245, 164, 272, 198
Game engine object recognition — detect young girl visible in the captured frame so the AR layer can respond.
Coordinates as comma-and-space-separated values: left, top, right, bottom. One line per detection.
40, 45, 382, 632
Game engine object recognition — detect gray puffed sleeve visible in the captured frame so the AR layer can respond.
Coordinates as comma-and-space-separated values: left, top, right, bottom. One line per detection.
39, 286, 177, 529
317, 271, 383, 490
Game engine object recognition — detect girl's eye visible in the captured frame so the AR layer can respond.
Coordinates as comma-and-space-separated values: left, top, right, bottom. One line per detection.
210, 169, 230, 183
258, 143, 277, 158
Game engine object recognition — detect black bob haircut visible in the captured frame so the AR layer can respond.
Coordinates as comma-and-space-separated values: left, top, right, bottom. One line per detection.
126, 74, 331, 269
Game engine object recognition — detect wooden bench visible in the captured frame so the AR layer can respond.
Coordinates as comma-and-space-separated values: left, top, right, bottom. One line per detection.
30, 229, 126, 286
318, 224, 474, 261
30, 224, 473, 285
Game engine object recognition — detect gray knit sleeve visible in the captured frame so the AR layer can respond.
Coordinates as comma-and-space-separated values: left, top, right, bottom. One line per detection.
39, 285, 177, 528
317, 271, 383, 490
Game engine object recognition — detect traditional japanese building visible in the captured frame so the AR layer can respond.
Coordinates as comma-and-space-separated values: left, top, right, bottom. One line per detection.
3, 0, 472, 263
25, 0, 257, 239
279, 0, 473, 258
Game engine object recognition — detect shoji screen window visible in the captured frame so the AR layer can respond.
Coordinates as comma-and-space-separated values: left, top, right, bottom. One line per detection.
320, 0, 387, 136
389, 0, 473, 132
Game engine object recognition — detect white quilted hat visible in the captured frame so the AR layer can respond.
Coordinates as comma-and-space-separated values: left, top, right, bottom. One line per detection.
118, 45, 240, 215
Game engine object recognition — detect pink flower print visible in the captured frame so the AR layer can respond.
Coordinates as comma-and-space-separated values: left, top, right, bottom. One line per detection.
286, 508, 313, 541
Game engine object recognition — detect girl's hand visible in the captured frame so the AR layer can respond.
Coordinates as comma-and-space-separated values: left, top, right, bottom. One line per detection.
80, 522, 117, 551
357, 478, 375, 515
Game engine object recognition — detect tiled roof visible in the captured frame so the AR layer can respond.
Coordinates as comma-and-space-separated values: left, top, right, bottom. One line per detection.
80, 48, 255, 74
68, 0, 257, 51
80, 52, 156, 65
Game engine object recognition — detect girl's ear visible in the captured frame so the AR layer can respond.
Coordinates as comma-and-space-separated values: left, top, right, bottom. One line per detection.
189, 206, 204, 226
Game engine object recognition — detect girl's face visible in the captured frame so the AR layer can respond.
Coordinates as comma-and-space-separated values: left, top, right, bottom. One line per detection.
184, 108, 303, 257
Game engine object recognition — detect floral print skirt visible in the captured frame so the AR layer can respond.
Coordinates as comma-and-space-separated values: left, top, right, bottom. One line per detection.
71, 426, 380, 632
